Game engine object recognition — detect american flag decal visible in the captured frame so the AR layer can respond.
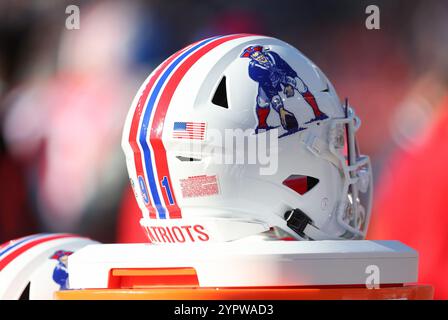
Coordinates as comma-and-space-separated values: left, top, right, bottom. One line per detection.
173, 122, 206, 140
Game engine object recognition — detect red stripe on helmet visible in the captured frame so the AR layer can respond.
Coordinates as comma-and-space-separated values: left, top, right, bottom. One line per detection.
127, 44, 196, 219
0, 234, 80, 271
150, 34, 254, 219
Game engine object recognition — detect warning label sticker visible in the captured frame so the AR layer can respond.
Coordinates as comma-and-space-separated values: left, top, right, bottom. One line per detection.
180, 175, 219, 198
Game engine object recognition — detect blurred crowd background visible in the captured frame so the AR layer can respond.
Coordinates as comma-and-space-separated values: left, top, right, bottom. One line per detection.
0, 0, 447, 298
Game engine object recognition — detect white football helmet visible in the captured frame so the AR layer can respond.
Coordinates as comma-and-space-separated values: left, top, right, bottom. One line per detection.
122, 34, 372, 243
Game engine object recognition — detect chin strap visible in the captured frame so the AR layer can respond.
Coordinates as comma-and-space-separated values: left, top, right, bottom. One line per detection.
284, 209, 342, 241
284, 209, 314, 240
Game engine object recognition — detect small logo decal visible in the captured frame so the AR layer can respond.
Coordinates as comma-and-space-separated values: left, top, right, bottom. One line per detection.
50, 250, 73, 290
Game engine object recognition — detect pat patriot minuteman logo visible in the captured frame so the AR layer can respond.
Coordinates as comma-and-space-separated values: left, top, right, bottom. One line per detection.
240, 45, 328, 136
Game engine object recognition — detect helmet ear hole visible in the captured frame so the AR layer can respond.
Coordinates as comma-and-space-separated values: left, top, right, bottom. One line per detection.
282, 175, 319, 195
211, 76, 229, 109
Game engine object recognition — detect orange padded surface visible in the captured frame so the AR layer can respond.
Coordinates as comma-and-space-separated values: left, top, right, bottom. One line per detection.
55, 285, 433, 300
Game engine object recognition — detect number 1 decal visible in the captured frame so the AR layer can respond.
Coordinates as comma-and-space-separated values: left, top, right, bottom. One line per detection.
161, 176, 174, 205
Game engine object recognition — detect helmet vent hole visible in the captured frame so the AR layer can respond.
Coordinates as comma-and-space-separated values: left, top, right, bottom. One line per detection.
19, 282, 30, 300
283, 175, 319, 195
176, 155, 201, 162
211, 76, 229, 109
